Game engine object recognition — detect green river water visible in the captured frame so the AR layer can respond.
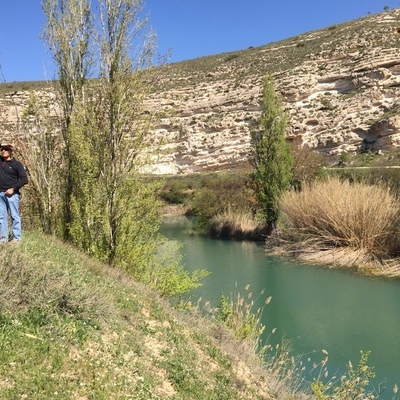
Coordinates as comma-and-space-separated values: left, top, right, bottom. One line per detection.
160, 216, 400, 398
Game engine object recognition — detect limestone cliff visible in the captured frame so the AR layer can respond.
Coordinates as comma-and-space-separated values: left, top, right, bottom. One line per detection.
2, 9, 400, 174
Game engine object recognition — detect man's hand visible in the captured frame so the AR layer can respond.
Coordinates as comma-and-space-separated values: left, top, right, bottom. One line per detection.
5, 188, 14, 196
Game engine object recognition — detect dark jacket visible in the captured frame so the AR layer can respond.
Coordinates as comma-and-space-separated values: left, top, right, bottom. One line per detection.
0, 158, 28, 193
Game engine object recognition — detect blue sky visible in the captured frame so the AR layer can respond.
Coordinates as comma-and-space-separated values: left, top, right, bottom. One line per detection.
0, 1, 399, 82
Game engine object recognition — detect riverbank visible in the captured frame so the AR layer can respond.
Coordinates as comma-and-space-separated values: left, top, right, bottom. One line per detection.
275, 177, 400, 280
267, 242, 400, 280
160, 216, 400, 397
2, 230, 302, 399
162, 205, 400, 280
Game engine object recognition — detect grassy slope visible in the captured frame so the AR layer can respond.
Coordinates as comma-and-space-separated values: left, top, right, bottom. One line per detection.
0, 231, 284, 400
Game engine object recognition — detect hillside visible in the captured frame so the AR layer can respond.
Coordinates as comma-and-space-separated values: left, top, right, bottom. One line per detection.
2, 9, 400, 174
0, 231, 305, 399
143, 8, 400, 173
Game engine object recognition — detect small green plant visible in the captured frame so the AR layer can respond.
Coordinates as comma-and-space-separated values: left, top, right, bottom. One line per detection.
339, 152, 351, 165
217, 285, 270, 351
311, 351, 377, 399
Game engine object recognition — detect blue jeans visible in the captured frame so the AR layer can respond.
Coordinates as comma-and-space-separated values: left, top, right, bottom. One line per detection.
0, 192, 21, 242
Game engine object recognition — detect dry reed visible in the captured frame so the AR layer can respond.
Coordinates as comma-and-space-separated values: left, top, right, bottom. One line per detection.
210, 205, 266, 240
278, 177, 400, 262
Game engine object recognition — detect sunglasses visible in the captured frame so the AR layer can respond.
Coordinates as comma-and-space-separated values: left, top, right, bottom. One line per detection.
1, 148, 11, 151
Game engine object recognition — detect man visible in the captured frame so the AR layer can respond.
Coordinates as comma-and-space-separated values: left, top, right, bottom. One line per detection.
0, 143, 28, 243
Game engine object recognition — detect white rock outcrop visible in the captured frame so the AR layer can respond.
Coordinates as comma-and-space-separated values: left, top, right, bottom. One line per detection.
2, 10, 400, 174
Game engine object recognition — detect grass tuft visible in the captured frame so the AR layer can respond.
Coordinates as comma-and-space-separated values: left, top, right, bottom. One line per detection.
277, 177, 400, 269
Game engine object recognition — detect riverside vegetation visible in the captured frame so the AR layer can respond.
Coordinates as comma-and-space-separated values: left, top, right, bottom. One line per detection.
2, 230, 397, 399
160, 148, 400, 279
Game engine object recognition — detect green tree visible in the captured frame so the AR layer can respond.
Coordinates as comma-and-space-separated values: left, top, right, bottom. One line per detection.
41, 0, 94, 240
248, 74, 293, 232
39, 0, 157, 265
35, 0, 206, 298
65, 0, 157, 265
17, 92, 64, 234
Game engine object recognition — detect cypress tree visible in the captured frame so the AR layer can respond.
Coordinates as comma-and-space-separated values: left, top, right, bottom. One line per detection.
249, 74, 293, 232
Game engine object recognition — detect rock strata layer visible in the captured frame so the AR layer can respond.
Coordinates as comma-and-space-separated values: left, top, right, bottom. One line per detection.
2, 10, 400, 174
143, 9, 400, 173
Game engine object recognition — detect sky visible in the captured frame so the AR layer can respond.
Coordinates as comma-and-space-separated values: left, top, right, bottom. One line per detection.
0, 1, 399, 82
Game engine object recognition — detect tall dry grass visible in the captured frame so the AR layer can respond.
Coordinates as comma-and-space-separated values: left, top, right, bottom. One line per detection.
278, 177, 400, 261
209, 205, 267, 240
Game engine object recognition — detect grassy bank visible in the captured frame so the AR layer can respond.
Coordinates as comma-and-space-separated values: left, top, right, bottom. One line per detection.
0, 230, 310, 399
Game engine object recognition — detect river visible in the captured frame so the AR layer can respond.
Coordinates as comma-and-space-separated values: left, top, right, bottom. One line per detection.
160, 216, 400, 398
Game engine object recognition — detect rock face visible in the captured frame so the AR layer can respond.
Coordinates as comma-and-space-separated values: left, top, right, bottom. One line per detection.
2, 10, 400, 174
143, 9, 400, 173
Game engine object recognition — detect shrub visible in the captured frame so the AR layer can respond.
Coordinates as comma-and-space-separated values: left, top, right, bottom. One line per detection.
311, 351, 377, 400
291, 145, 327, 189
330, 167, 400, 198
160, 178, 192, 205
217, 285, 268, 351
190, 172, 253, 229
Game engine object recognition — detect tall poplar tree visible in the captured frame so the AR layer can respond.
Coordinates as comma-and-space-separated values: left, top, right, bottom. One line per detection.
6, 0, 208, 297
42, 0, 94, 240
249, 74, 293, 232
40, 0, 162, 268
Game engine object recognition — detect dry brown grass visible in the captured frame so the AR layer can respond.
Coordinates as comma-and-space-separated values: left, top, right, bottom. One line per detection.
209, 206, 267, 240
277, 177, 400, 265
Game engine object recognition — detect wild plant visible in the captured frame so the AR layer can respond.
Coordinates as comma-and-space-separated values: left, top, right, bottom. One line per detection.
209, 204, 266, 240
309, 350, 399, 400
278, 177, 400, 262
217, 284, 268, 351
215, 285, 311, 398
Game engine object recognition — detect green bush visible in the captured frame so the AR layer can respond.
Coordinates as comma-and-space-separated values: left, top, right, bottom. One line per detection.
160, 178, 192, 204
160, 172, 254, 230
311, 351, 376, 400
191, 172, 253, 229
330, 167, 400, 197
291, 145, 327, 189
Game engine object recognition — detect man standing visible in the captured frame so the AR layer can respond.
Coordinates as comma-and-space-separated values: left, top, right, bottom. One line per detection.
0, 143, 28, 243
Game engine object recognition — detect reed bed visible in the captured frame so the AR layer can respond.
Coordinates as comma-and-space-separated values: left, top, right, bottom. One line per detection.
278, 177, 400, 264
209, 205, 267, 240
